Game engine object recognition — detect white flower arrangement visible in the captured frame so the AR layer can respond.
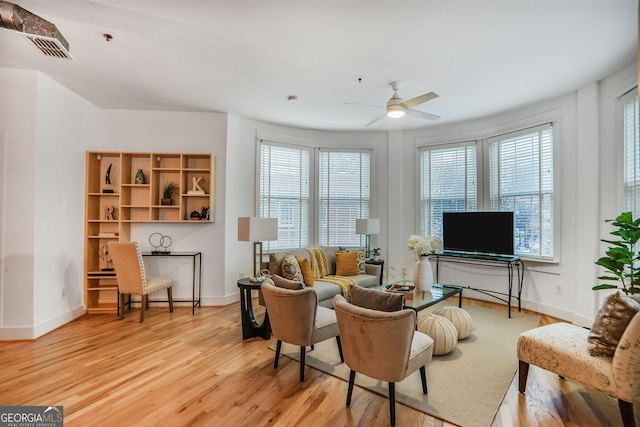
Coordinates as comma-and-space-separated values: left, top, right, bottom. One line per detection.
407, 234, 443, 256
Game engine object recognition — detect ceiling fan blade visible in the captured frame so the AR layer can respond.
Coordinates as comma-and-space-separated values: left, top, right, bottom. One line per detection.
406, 109, 441, 121
365, 113, 388, 126
400, 92, 439, 109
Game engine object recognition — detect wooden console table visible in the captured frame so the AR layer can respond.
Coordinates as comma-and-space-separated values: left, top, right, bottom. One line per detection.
431, 252, 524, 318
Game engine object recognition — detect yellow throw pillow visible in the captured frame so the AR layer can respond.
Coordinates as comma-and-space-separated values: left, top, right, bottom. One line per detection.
296, 256, 314, 287
336, 251, 359, 276
281, 254, 303, 282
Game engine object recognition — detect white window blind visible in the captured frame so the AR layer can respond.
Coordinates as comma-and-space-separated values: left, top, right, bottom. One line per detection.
420, 143, 477, 238
489, 124, 554, 259
319, 150, 371, 246
624, 88, 640, 215
259, 142, 310, 250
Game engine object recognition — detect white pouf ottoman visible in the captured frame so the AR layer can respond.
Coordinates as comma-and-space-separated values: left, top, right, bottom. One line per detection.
433, 306, 473, 340
417, 314, 458, 355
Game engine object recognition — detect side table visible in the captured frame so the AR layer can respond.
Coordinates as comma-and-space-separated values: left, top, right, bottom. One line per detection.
237, 277, 271, 340
365, 259, 385, 287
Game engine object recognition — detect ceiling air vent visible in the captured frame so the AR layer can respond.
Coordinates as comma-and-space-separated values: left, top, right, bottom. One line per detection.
0, 1, 73, 60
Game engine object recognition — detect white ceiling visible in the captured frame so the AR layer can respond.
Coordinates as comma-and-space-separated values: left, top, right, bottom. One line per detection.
0, 0, 637, 131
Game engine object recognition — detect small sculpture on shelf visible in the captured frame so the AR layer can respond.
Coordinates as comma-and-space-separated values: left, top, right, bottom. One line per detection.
149, 232, 172, 255
103, 163, 114, 193
187, 176, 206, 194
200, 206, 210, 221
135, 169, 145, 184
190, 211, 201, 220
105, 205, 115, 221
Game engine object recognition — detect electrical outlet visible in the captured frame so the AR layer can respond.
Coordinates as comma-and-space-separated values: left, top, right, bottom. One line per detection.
555, 285, 562, 295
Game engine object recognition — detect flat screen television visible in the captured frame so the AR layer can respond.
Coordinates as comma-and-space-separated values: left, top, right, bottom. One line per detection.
442, 212, 514, 256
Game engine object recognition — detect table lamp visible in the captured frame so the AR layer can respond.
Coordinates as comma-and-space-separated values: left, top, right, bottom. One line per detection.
356, 218, 380, 259
238, 217, 278, 279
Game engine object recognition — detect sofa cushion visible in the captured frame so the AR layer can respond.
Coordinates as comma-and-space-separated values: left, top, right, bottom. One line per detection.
351, 286, 403, 312
271, 274, 303, 290
336, 251, 359, 276
588, 291, 640, 357
356, 250, 367, 274
269, 252, 287, 276
296, 256, 314, 287
282, 254, 304, 282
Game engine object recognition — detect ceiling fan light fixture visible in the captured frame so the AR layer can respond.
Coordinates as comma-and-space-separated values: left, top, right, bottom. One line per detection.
386, 105, 406, 118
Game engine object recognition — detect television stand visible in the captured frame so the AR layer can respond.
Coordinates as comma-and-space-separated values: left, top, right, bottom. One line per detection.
431, 252, 524, 318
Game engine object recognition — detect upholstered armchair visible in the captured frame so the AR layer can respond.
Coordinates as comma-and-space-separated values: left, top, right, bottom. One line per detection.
261, 279, 344, 382
332, 294, 434, 426
108, 242, 174, 323
518, 311, 640, 427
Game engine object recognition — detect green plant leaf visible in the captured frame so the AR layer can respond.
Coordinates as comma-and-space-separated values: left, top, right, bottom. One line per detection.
592, 284, 619, 291
597, 275, 620, 281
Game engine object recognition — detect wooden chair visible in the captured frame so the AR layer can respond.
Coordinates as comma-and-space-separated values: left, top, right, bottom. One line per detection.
108, 242, 174, 323
332, 294, 434, 426
261, 279, 344, 382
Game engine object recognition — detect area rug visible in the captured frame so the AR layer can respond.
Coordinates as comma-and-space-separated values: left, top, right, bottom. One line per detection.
270, 303, 540, 427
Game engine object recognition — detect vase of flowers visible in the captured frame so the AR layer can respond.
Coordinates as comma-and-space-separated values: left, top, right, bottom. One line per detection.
407, 235, 443, 291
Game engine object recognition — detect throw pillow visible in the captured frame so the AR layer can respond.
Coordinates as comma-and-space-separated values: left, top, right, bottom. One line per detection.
588, 291, 640, 357
269, 252, 287, 276
296, 256, 314, 287
281, 254, 304, 282
335, 251, 359, 276
357, 250, 367, 274
350, 286, 403, 312
271, 274, 304, 290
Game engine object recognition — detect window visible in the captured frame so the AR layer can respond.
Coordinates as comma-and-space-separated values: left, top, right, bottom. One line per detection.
259, 142, 310, 250
489, 124, 554, 259
624, 88, 640, 215
419, 143, 477, 239
319, 150, 371, 246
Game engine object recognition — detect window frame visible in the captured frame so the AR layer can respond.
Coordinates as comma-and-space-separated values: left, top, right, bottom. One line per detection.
622, 87, 639, 216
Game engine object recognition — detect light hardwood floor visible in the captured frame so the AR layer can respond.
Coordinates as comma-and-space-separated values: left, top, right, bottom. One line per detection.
0, 297, 624, 426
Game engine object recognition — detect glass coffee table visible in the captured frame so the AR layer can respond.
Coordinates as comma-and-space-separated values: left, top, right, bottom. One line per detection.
373, 280, 463, 313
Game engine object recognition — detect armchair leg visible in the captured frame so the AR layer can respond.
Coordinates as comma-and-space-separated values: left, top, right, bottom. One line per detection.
619, 399, 635, 427
518, 360, 530, 393
119, 293, 125, 320
389, 382, 396, 426
274, 340, 282, 368
346, 370, 356, 406
420, 366, 428, 394
140, 295, 147, 323
336, 336, 344, 363
300, 346, 306, 382
167, 287, 174, 312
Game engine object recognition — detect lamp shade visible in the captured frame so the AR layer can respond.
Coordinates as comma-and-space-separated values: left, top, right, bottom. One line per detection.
355, 218, 380, 235
238, 217, 278, 242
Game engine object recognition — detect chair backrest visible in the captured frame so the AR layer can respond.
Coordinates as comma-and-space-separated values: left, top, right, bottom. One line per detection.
613, 311, 640, 402
333, 294, 417, 383
108, 242, 147, 295
261, 279, 319, 346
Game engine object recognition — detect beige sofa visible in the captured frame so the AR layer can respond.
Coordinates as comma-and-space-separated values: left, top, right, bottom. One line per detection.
268, 247, 383, 308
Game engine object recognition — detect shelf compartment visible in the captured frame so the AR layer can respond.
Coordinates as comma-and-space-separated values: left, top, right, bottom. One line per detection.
183, 154, 211, 169
152, 154, 181, 169
151, 207, 181, 221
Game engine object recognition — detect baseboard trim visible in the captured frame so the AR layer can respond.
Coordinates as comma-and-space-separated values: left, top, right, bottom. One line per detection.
0, 305, 86, 340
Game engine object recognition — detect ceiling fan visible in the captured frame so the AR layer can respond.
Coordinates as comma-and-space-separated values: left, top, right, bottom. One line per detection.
350, 82, 441, 126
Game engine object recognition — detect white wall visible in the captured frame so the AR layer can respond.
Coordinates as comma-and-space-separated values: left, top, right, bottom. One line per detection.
97, 110, 228, 306
394, 62, 637, 326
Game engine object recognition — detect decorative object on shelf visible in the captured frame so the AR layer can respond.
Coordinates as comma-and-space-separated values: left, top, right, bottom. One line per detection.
200, 206, 210, 221
408, 234, 442, 291
190, 211, 201, 220
187, 176, 205, 194
372, 247, 381, 261
161, 181, 179, 205
103, 163, 114, 193
99, 244, 113, 270
237, 217, 278, 278
105, 205, 115, 221
593, 211, 640, 295
135, 169, 145, 184
355, 218, 380, 258
149, 232, 172, 255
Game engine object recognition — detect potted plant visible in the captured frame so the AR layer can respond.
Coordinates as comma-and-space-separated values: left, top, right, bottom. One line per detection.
161, 182, 179, 205
593, 211, 640, 295
372, 248, 381, 261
